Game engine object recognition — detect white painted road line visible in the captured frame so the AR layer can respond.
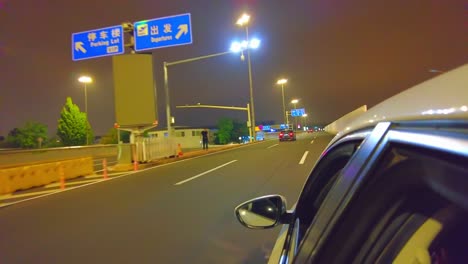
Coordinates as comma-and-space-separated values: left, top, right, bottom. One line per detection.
85, 172, 128, 179
2, 189, 57, 199
299, 151, 309, 164
267, 144, 279, 149
310, 140, 314, 144
175, 160, 238, 186
46, 179, 103, 188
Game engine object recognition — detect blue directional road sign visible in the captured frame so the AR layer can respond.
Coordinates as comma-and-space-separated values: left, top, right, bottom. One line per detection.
72, 25, 124, 61
291, 108, 306, 117
133, 13, 192, 52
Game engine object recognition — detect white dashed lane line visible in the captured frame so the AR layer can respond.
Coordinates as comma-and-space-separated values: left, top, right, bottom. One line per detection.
299, 151, 309, 165
175, 160, 238, 186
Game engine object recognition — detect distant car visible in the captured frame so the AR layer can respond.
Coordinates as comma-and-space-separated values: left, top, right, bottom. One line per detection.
235, 64, 468, 263
279, 130, 296, 141
256, 131, 265, 141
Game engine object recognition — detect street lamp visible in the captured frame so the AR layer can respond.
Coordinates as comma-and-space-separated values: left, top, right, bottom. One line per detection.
236, 13, 256, 142
78, 76, 92, 114
302, 113, 308, 129
291, 99, 299, 108
276, 78, 288, 126
163, 44, 254, 138
78, 75, 92, 145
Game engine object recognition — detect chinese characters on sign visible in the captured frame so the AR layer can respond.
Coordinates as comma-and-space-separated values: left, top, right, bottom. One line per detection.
72, 25, 124, 61
133, 13, 192, 52
71, 13, 192, 60
290, 108, 306, 117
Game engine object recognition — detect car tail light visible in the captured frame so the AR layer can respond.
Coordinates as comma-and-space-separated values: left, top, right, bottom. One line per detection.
279, 132, 284, 138
289, 132, 293, 137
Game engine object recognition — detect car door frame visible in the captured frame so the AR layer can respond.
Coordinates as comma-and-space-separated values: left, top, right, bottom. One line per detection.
269, 128, 375, 263
294, 120, 468, 263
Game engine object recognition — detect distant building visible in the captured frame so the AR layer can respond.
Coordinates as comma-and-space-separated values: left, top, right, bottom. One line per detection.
147, 126, 214, 148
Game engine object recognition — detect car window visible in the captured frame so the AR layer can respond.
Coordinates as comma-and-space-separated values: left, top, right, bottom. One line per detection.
311, 142, 468, 264
293, 139, 362, 244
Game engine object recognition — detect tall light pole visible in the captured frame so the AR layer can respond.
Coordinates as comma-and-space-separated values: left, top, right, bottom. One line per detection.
276, 78, 288, 126
78, 76, 92, 145
302, 113, 308, 129
78, 76, 92, 114
237, 13, 256, 141
164, 47, 252, 138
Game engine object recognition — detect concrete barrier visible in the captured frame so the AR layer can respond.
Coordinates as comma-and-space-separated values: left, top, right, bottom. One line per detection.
0, 145, 118, 169
0, 157, 93, 195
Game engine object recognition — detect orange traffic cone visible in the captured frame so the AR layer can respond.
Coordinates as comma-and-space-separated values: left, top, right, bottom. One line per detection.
177, 143, 183, 157
103, 159, 108, 179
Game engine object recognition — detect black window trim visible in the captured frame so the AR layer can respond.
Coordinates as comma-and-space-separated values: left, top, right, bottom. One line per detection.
296, 120, 468, 263
295, 122, 392, 263
278, 130, 371, 263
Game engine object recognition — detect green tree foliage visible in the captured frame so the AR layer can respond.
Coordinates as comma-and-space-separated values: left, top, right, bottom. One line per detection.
232, 120, 249, 142
215, 118, 250, 144
100, 128, 131, 144
57, 97, 94, 146
216, 118, 234, 144
6, 122, 48, 148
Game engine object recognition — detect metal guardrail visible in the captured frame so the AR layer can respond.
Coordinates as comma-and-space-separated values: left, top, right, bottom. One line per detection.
0, 139, 180, 168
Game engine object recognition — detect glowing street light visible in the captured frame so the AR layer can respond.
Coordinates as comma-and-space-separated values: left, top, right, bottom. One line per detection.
229, 38, 261, 50
78, 75, 92, 145
291, 99, 299, 107
78, 76, 92, 115
277, 79, 287, 85
236, 12, 257, 142
276, 78, 288, 125
163, 40, 257, 138
249, 38, 260, 49
236, 14, 250, 26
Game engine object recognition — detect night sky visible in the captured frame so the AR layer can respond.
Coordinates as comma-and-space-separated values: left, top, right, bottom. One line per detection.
1, 0, 466, 137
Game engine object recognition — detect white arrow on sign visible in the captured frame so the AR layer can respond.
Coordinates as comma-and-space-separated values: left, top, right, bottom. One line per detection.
175, 24, 188, 39
75, 42, 87, 53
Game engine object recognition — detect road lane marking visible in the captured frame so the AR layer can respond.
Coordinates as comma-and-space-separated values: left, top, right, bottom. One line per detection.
46, 179, 103, 188
310, 140, 314, 144
0, 144, 260, 209
2, 189, 57, 200
175, 160, 238, 186
299, 151, 309, 165
267, 144, 279, 149
85, 172, 127, 179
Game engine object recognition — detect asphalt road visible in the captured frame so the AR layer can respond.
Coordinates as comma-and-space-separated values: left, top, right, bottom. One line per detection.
0, 132, 333, 264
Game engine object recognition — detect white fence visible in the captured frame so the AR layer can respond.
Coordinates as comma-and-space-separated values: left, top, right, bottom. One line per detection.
134, 137, 177, 163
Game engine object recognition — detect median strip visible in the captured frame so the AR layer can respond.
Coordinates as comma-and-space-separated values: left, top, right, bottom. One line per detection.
174, 160, 238, 185
299, 151, 309, 165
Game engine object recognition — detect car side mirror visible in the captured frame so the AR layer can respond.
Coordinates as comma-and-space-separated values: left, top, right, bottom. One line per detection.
234, 195, 289, 229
